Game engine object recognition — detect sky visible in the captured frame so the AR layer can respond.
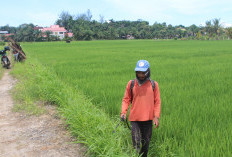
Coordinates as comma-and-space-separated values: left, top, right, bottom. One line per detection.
1, 0, 232, 27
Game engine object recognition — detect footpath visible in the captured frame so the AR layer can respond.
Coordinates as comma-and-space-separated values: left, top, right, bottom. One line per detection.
0, 70, 84, 157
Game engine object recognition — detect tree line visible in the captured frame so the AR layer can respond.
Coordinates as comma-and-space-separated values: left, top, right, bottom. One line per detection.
1, 10, 232, 42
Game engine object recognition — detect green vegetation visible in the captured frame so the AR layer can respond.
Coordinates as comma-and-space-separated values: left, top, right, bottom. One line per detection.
0, 46, 5, 78
11, 58, 137, 157
0, 41, 5, 46
12, 102, 45, 116
12, 80, 46, 116
0, 66, 4, 78
1, 12, 232, 42
12, 40, 232, 156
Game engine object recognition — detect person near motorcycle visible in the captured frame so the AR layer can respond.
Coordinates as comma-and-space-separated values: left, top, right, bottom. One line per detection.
13, 49, 19, 61
0, 46, 10, 62
121, 60, 161, 157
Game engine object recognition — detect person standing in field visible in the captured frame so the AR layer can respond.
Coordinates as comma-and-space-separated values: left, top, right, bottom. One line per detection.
121, 60, 161, 157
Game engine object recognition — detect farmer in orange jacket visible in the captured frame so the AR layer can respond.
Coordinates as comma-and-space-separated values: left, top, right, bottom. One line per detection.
121, 60, 161, 157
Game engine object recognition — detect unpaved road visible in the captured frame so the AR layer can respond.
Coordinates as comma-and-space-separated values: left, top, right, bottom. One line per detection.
0, 70, 84, 157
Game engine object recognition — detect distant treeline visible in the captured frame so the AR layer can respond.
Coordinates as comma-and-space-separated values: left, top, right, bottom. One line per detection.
1, 10, 232, 41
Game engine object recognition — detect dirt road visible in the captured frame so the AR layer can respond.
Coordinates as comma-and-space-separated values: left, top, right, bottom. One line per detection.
0, 70, 83, 157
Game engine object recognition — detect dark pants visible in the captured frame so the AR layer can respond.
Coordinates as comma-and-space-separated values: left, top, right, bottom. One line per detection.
131, 120, 153, 157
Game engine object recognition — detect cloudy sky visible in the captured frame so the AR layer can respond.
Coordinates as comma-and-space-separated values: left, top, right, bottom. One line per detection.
1, 0, 232, 27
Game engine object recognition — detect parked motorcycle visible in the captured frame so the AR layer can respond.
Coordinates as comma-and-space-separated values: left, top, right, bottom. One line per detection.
1, 55, 11, 69
0, 46, 11, 69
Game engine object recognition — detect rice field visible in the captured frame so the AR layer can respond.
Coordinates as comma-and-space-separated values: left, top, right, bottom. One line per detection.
15, 40, 232, 156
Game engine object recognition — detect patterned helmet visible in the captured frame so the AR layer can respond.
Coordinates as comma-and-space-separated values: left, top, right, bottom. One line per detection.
135, 60, 150, 72
4, 46, 10, 51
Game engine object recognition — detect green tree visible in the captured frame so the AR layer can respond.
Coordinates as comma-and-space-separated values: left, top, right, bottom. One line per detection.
16, 23, 35, 41
0, 25, 17, 34
188, 24, 199, 37
33, 30, 43, 41
44, 31, 52, 41
205, 20, 213, 38
196, 31, 202, 40
56, 11, 73, 31
212, 18, 221, 40
225, 27, 232, 39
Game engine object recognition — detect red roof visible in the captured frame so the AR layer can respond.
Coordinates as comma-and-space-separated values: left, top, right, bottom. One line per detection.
42, 25, 67, 32
34, 27, 43, 30
3, 33, 14, 37
66, 32, 73, 37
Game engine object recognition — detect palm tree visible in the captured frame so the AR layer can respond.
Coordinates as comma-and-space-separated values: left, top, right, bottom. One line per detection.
44, 31, 52, 41
205, 20, 213, 38
212, 18, 221, 40
189, 24, 199, 37
33, 30, 42, 41
225, 27, 232, 39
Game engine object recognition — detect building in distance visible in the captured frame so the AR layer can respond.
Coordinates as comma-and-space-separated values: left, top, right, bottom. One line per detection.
37, 25, 73, 39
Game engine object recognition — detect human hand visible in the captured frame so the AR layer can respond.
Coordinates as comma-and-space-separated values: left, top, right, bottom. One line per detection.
120, 113, 126, 121
153, 117, 159, 128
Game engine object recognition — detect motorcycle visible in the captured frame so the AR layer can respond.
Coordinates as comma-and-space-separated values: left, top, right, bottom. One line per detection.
1, 55, 11, 69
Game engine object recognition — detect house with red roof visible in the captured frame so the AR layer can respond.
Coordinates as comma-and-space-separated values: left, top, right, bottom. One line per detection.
41, 25, 73, 39
66, 32, 74, 38
33, 26, 43, 31
3, 33, 15, 37
0, 31, 15, 41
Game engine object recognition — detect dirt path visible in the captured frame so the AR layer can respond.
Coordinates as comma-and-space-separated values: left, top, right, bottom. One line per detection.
0, 70, 84, 157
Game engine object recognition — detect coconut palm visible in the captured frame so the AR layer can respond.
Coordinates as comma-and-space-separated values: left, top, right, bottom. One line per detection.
33, 30, 42, 41
205, 20, 213, 38
225, 27, 232, 39
212, 18, 221, 40
44, 31, 52, 41
189, 24, 199, 37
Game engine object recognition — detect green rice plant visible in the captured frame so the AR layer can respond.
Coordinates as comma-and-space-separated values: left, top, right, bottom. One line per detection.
14, 40, 232, 156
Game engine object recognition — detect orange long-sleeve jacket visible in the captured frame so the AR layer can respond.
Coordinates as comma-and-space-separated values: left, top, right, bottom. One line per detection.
121, 80, 161, 121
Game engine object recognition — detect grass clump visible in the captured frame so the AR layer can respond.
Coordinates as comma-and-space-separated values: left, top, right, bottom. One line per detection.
13, 102, 45, 116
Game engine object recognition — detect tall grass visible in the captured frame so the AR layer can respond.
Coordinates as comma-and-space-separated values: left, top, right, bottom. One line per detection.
11, 58, 137, 157
15, 40, 232, 156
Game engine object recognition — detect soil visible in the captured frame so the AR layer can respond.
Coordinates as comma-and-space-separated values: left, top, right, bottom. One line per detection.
0, 70, 84, 157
